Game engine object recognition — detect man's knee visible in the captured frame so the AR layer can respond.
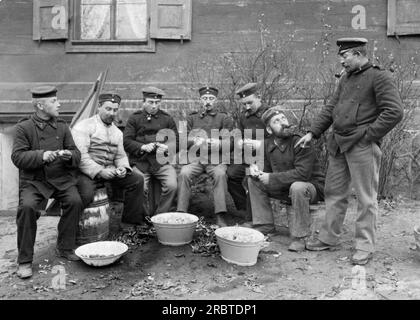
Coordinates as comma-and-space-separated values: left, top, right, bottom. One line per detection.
227, 165, 243, 181
77, 175, 96, 204
19, 202, 39, 220
213, 166, 227, 179
132, 166, 144, 177
63, 192, 84, 209
120, 173, 144, 196
165, 178, 178, 193
131, 170, 144, 185
290, 182, 308, 196
78, 186, 95, 207
226, 165, 237, 177
289, 182, 318, 205
179, 166, 193, 179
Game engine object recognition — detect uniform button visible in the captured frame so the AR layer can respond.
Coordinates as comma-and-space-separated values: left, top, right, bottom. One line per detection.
56, 136, 59, 139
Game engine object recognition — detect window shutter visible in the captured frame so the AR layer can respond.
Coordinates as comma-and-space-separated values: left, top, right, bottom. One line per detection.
388, 0, 420, 36
150, 0, 192, 40
33, 0, 69, 40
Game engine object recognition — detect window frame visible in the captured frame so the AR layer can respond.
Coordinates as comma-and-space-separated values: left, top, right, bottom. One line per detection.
387, 0, 420, 36
65, 0, 155, 53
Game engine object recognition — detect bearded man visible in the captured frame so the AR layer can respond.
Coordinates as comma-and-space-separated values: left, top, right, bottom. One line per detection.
246, 106, 325, 252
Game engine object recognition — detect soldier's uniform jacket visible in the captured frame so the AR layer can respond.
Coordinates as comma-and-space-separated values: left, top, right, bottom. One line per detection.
232, 105, 270, 163
72, 114, 131, 179
263, 134, 325, 200
310, 62, 404, 156
186, 109, 234, 163
11, 114, 81, 198
123, 109, 179, 173
237, 104, 270, 139
187, 109, 234, 138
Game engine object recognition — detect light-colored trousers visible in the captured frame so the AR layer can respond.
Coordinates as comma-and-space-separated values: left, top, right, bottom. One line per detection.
248, 178, 318, 238
177, 163, 228, 214
318, 139, 382, 253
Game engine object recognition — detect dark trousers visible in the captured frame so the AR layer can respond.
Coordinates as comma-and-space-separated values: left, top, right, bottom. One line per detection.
227, 164, 251, 219
16, 184, 83, 264
77, 171, 146, 224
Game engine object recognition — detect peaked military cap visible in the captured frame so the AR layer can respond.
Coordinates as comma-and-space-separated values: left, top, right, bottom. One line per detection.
236, 83, 258, 98
198, 86, 218, 97
337, 37, 368, 54
99, 92, 121, 104
30, 85, 57, 98
261, 105, 297, 125
142, 86, 165, 99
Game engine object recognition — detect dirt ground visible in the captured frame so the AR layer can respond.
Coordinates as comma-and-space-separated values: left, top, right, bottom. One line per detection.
1, 188, 420, 301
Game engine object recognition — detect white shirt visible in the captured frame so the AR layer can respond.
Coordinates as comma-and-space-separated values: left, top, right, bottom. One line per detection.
72, 115, 131, 179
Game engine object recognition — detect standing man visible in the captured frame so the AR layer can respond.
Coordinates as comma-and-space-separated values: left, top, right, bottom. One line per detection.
123, 87, 178, 214
247, 106, 325, 251
72, 93, 146, 231
177, 86, 234, 227
11, 86, 83, 279
227, 83, 269, 220
296, 38, 404, 264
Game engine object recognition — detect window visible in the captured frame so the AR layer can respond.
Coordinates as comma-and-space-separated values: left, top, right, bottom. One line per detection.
388, 0, 420, 36
66, 0, 156, 53
33, 0, 192, 52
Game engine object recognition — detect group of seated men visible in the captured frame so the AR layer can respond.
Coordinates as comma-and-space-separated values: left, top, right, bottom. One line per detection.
11, 37, 406, 279
11, 82, 325, 279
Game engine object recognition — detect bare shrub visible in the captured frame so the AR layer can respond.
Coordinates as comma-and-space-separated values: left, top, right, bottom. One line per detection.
179, 22, 304, 125
294, 63, 338, 172
177, 24, 419, 199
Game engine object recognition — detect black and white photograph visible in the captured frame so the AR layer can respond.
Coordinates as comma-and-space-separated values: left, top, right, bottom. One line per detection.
0, 0, 420, 306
